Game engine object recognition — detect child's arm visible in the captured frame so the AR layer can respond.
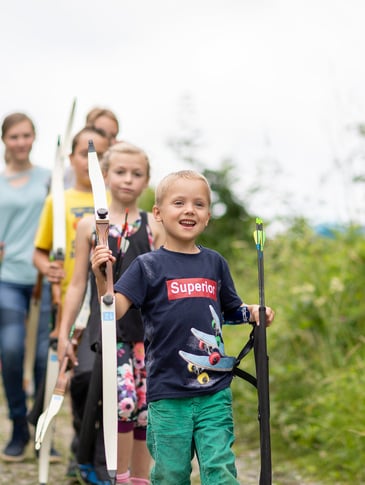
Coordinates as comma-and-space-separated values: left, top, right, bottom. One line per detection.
147, 212, 165, 249
114, 293, 133, 321
57, 217, 92, 365
224, 304, 275, 326
91, 244, 132, 320
33, 194, 65, 283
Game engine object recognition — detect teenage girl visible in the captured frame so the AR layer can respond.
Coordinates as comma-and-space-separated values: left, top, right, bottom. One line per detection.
86, 107, 120, 145
0, 113, 50, 462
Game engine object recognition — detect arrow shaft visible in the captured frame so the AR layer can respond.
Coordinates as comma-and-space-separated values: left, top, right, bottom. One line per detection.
254, 219, 272, 485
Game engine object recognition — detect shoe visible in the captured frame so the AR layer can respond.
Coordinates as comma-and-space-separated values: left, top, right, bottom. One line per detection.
1, 417, 30, 462
66, 456, 78, 478
49, 446, 62, 463
76, 463, 112, 485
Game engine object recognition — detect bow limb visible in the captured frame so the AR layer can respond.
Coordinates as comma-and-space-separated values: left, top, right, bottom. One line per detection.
35, 283, 91, 450
23, 272, 43, 396
35, 137, 66, 485
36, 329, 82, 485
253, 218, 272, 485
49, 135, 66, 338
35, 353, 69, 450
36, 99, 77, 483
88, 140, 118, 481
60, 97, 77, 161
36, 349, 68, 485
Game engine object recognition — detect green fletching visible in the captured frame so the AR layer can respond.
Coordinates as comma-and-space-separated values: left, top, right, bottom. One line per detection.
253, 218, 266, 249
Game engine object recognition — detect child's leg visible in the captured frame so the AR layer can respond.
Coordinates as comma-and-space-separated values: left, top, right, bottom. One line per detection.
117, 426, 133, 475
147, 398, 194, 485
117, 342, 136, 479
130, 435, 150, 481
130, 342, 151, 482
193, 388, 239, 485
117, 430, 151, 484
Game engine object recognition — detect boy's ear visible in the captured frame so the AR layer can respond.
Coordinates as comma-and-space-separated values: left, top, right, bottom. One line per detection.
153, 205, 162, 222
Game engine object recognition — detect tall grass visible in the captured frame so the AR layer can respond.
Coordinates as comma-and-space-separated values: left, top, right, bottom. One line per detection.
223, 219, 365, 484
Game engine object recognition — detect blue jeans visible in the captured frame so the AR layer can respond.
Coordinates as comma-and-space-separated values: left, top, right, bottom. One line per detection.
147, 388, 239, 485
0, 281, 51, 420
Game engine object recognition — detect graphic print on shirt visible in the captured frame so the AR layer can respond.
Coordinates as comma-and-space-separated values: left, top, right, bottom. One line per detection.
166, 278, 218, 301
69, 206, 95, 258
178, 305, 235, 385
71, 206, 94, 230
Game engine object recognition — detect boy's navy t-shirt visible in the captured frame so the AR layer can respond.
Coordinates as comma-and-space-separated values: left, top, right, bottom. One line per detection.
114, 246, 243, 403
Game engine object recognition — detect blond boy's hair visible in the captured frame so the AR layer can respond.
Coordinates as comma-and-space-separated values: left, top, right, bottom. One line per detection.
155, 170, 211, 206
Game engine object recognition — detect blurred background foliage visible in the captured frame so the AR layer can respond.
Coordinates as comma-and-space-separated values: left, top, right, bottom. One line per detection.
137, 108, 365, 483
140, 161, 365, 483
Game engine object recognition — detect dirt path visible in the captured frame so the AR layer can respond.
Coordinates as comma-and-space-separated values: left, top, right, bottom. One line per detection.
0, 385, 319, 484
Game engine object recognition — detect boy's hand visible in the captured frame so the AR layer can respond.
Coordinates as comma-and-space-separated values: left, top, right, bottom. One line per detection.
57, 335, 78, 367
91, 244, 116, 302
91, 244, 116, 279
248, 304, 275, 326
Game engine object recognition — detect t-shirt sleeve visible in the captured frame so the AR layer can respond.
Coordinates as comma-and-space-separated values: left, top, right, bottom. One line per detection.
34, 195, 53, 251
114, 257, 148, 308
220, 256, 243, 311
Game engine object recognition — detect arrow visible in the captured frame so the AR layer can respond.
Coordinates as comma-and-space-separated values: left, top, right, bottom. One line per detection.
253, 217, 272, 485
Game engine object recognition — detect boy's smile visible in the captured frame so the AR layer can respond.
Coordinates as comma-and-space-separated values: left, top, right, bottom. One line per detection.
153, 178, 210, 251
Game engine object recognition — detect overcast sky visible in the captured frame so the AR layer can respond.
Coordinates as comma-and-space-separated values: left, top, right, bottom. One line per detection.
2, 0, 365, 230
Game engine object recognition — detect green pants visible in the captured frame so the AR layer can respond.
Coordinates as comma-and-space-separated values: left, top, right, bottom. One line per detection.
147, 387, 239, 485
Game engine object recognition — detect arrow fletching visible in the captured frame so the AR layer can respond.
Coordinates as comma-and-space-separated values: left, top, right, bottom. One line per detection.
253, 217, 266, 250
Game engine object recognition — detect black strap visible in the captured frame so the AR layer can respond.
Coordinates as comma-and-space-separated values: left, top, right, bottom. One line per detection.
232, 324, 257, 388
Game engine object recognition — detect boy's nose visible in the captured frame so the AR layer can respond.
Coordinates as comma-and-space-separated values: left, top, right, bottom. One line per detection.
184, 203, 195, 213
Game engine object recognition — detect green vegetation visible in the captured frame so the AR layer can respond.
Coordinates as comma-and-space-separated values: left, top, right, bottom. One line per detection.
225, 219, 365, 484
